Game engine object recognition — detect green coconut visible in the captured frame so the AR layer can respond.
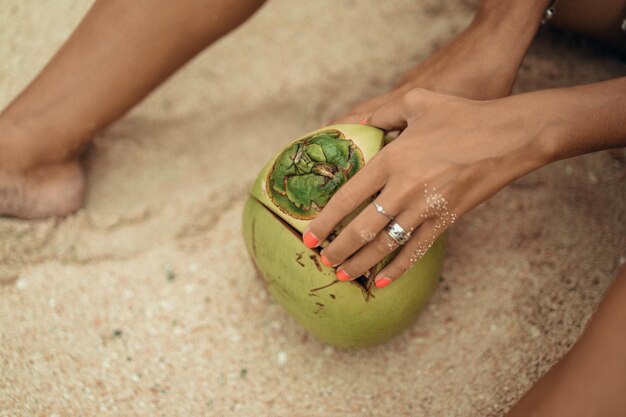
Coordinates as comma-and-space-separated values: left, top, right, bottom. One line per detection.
243, 124, 445, 349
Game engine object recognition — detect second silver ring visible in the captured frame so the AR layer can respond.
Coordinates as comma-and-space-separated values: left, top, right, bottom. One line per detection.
386, 221, 411, 246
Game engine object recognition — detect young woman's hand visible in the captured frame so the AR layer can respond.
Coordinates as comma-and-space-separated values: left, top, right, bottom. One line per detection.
329, 0, 548, 125
303, 89, 550, 288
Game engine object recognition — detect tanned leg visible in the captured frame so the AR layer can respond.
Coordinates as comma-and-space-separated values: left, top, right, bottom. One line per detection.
506, 266, 626, 417
0, 0, 265, 219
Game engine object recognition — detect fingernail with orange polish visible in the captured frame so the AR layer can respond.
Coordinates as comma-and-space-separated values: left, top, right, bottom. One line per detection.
375, 277, 392, 289
359, 117, 369, 125
336, 269, 351, 282
321, 254, 333, 267
303, 231, 319, 248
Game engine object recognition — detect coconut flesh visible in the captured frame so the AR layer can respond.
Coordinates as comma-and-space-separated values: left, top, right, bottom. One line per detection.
243, 124, 445, 349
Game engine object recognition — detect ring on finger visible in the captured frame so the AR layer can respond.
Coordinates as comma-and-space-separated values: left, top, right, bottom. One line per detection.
372, 200, 394, 221
386, 220, 411, 245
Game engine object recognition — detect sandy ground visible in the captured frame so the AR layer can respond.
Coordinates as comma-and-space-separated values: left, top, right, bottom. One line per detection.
1, 1, 625, 416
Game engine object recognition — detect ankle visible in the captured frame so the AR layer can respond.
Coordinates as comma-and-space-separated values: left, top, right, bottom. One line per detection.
0, 113, 77, 172
0, 116, 38, 172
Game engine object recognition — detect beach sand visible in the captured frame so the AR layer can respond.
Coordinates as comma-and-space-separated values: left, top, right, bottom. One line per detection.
1, 1, 625, 416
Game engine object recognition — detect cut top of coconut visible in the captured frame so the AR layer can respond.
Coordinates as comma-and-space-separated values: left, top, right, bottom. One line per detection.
250, 124, 385, 234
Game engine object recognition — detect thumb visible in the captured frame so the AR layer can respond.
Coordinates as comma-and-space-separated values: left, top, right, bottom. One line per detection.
367, 88, 429, 131
366, 98, 409, 131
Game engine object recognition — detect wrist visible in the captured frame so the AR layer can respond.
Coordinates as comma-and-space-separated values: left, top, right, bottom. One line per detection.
488, 94, 556, 180
469, 0, 549, 55
0, 115, 32, 172
472, 0, 549, 30
515, 78, 626, 165
451, 1, 549, 98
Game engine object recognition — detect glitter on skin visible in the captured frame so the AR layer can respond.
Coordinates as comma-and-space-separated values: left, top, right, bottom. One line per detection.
364, 185, 457, 277
406, 184, 457, 268
360, 229, 377, 243
385, 235, 401, 251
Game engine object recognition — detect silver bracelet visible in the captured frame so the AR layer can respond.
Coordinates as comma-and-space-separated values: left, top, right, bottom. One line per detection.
541, 0, 560, 25
543, 0, 626, 33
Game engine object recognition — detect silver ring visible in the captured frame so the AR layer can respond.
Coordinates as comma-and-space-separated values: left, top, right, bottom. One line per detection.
386, 221, 411, 245
372, 200, 394, 221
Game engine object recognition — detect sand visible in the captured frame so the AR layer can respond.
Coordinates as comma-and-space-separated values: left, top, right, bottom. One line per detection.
1, 1, 625, 416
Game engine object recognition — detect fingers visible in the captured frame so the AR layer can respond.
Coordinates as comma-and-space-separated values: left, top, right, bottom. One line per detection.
373, 220, 442, 289
366, 98, 409, 132
318, 182, 408, 268
331, 87, 429, 129
332, 210, 419, 282
304, 87, 438, 284
302, 157, 387, 249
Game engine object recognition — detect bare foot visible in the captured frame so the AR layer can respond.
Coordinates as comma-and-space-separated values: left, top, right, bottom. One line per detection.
0, 0, 267, 220
0, 117, 86, 220
0, 161, 85, 220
